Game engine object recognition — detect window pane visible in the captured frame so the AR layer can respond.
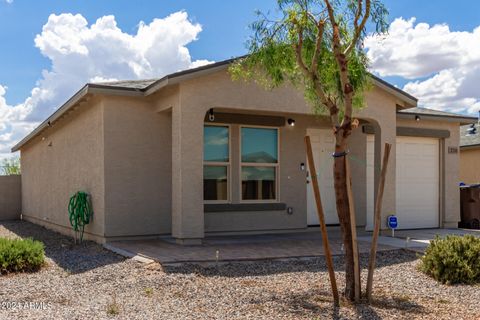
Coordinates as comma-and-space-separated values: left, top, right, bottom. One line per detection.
204, 126, 229, 162
242, 166, 276, 200
241, 128, 278, 163
204, 166, 228, 201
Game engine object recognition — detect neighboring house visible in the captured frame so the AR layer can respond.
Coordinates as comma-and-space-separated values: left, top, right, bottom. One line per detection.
12, 58, 476, 244
460, 123, 480, 184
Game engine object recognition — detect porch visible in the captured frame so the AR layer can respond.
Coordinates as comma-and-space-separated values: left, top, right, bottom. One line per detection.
105, 228, 395, 265
105, 228, 480, 264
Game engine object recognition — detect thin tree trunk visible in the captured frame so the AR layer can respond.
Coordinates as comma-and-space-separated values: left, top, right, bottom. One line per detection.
332, 135, 355, 301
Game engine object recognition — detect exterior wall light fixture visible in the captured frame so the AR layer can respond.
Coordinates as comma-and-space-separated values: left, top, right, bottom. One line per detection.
208, 108, 215, 122
287, 118, 295, 126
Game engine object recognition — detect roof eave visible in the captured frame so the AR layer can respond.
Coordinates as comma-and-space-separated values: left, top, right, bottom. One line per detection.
11, 83, 149, 152
12, 85, 90, 152
397, 112, 477, 125
143, 58, 237, 96
460, 143, 480, 150
370, 75, 418, 108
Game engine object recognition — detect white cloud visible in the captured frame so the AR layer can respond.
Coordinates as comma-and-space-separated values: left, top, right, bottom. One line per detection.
5, 0, 13, 4
0, 11, 212, 159
365, 17, 480, 115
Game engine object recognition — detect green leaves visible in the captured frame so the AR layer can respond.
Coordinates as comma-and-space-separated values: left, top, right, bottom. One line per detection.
420, 235, 480, 285
230, 0, 388, 117
0, 237, 45, 274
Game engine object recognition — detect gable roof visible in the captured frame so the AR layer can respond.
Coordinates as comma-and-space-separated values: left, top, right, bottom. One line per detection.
12, 57, 418, 152
398, 107, 477, 125
460, 123, 480, 148
91, 58, 419, 106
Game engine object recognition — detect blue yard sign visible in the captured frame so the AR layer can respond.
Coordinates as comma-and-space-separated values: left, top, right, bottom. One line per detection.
387, 215, 398, 230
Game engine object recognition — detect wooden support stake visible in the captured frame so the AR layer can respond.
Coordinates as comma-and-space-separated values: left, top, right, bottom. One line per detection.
345, 157, 361, 303
366, 143, 392, 302
305, 136, 339, 306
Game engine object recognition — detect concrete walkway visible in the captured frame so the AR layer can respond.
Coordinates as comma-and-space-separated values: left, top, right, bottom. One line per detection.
105, 229, 396, 264
360, 228, 480, 253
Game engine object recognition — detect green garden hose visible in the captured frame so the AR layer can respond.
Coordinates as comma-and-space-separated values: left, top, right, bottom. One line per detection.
68, 191, 93, 243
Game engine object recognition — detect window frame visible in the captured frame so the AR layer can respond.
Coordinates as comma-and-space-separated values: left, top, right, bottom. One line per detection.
239, 125, 280, 203
203, 123, 232, 204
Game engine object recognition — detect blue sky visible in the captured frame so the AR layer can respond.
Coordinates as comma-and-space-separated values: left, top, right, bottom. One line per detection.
0, 0, 273, 104
1, 0, 479, 103
0, 0, 479, 158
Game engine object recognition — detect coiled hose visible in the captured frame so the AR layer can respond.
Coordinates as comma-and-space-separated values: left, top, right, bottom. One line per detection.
68, 191, 93, 243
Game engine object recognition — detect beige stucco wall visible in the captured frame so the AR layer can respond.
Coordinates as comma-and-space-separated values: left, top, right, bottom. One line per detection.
102, 95, 172, 239
460, 148, 480, 184
20, 98, 106, 242
0, 175, 21, 221
397, 118, 461, 228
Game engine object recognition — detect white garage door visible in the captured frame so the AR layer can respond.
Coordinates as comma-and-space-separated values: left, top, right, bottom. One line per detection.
367, 136, 440, 229
306, 129, 339, 225
396, 136, 439, 229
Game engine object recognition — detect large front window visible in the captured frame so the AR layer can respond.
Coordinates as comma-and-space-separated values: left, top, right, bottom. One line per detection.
203, 125, 229, 201
241, 127, 278, 201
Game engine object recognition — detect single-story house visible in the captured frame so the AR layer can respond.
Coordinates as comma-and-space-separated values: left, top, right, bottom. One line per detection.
460, 123, 480, 184
12, 58, 477, 244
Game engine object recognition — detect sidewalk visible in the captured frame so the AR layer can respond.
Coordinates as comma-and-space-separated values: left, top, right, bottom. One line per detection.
360, 228, 480, 253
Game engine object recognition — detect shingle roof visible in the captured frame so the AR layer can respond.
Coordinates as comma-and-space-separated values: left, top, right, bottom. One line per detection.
398, 107, 474, 119
91, 58, 237, 93
93, 79, 158, 90
90, 58, 418, 106
460, 123, 480, 147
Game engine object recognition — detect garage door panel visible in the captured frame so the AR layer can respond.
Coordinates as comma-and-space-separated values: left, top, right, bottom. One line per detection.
396, 136, 439, 229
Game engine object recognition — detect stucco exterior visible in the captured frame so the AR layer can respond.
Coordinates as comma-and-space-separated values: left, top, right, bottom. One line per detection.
20, 98, 106, 242
0, 175, 21, 221
460, 147, 480, 184
103, 96, 172, 239
16, 63, 466, 244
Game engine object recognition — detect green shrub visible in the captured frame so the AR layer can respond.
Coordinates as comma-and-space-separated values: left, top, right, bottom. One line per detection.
420, 235, 480, 284
0, 237, 45, 274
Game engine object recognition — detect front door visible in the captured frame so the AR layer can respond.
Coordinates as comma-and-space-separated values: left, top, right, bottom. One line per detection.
306, 129, 339, 225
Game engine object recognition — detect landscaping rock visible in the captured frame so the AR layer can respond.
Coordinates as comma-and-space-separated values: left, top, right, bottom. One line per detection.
0, 221, 479, 319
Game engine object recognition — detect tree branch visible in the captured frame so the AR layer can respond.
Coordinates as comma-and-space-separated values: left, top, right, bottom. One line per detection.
294, 25, 311, 77
310, 20, 325, 75
293, 21, 339, 127
324, 0, 354, 132
345, 0, 371, 56
353, 0, 362, 30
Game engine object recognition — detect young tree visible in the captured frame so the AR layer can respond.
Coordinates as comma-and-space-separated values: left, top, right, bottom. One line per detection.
1, 157, 21, 175
230, 0, 388, 300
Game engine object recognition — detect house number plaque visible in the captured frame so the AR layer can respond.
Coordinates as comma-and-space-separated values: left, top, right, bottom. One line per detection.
448, 146, 458, 154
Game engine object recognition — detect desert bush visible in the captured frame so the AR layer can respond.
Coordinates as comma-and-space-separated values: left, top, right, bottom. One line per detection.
0, 237, 45, 274
420, 235, 480, 284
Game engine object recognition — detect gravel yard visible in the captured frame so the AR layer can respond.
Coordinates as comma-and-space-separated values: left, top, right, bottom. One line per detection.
0, 221, 479, 320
